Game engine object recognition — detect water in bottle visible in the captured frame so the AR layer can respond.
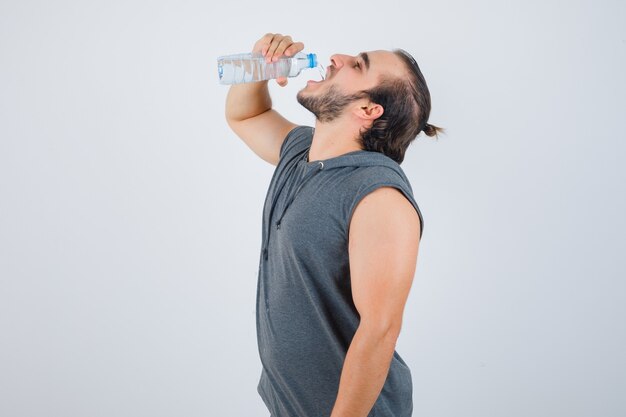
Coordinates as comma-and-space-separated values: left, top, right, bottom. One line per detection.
217, 52, 322, 85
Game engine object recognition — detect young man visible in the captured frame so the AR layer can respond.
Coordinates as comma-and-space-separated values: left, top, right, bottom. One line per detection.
225, 33, 442, 417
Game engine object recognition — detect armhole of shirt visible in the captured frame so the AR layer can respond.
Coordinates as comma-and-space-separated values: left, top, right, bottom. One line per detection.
347, 182, 424, 241
279, 125, 311, 161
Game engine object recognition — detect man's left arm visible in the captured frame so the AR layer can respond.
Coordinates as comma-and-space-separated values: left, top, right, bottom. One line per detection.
330, 186, 421, 417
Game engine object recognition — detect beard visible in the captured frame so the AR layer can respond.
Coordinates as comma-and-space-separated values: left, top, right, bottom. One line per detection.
296, 84, 364, 123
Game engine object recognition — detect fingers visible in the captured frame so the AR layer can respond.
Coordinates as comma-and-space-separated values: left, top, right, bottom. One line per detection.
252, 33, 271, 55
253, 33, 304, 63
276, 76, 288, 87
259, 33, 280, 56
265, 34, 291, 62
284, 42, 304, 57
264, 34, 285, 61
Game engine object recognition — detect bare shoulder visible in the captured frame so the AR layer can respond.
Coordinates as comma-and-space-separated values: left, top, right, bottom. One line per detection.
349, 186, 421, 246
347, 186, 421, 329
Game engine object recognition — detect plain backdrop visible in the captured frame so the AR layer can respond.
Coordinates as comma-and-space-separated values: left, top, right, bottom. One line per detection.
1, 0, 625, 416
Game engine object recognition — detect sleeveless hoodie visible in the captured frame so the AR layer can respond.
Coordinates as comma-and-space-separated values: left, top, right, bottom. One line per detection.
256, 125, 424, 417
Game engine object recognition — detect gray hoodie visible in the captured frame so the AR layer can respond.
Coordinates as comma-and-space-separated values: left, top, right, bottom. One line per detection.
256, 125, 424, 417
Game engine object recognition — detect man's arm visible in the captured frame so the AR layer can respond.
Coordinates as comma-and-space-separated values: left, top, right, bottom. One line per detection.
225, 33, 302, 166
330, 186, 421, 417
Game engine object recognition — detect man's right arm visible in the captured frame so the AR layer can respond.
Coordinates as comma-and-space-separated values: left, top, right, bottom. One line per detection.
225, 33, 303, 166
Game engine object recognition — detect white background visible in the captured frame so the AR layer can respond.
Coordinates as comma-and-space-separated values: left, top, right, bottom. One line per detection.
1, 0, 625, 416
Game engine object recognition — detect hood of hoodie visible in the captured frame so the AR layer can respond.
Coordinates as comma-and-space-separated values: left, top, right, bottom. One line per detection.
261, 127, 417, 261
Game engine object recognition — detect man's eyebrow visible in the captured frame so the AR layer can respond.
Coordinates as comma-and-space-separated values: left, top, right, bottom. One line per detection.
358, 52, 370, 72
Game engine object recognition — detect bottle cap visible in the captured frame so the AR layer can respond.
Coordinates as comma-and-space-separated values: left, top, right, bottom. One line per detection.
307, 53, 317, 68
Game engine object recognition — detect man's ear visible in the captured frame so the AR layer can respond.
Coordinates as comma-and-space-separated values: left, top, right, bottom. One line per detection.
353, 102, 384, 121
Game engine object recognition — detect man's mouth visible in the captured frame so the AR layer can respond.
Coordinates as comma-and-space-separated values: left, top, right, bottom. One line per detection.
326, 66, 333, 79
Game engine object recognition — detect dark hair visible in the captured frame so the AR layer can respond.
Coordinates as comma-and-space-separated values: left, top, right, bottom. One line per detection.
355, 48, 444, 164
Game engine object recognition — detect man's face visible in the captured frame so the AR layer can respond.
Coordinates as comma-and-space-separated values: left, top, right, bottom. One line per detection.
296, 50, 407, 122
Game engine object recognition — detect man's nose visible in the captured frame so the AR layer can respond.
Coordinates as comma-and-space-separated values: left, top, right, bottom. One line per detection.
329, 54, 351, 69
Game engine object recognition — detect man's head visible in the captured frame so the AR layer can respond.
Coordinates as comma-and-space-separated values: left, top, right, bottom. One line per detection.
296, 49, 442, 164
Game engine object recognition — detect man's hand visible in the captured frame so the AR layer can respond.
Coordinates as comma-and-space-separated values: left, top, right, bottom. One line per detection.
252, 33, 305, 87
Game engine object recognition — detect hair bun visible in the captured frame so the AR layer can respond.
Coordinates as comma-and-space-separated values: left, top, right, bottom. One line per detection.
423, 122, 444, 138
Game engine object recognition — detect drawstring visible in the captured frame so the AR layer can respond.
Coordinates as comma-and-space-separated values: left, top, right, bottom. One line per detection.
276, 160, 323, 228
263, 157, 324, 260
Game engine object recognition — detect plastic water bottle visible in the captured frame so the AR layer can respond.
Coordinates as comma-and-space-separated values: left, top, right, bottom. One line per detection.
217, 52, 318, 85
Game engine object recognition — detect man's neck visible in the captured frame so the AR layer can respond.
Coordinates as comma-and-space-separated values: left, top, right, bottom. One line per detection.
308, 120, 364, 163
